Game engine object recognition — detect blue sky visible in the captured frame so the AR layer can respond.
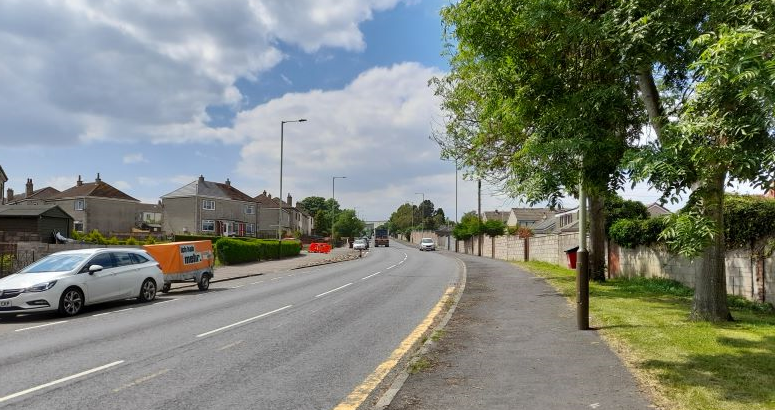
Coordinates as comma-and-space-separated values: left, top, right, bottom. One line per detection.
0, 0, 758, 222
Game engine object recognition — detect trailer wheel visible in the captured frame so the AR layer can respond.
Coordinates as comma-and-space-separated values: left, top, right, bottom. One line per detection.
198, 274, 211, 291
161, 283, 171, 293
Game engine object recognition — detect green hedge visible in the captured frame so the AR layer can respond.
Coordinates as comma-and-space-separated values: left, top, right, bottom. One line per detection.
215, 238, 302, 265
173, 234, 221, 244
724, 194, 775, 248
609, 217, 668, 249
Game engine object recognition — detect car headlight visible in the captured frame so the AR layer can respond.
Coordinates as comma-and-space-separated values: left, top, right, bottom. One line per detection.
25, 281, 57, 292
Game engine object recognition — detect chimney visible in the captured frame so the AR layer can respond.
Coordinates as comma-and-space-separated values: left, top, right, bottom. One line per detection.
198, 175, 205, 183
95, 173, 101, 183
287, 193, 292, 206
77, 175, 83, 186
6, 188, 13, 202
26, 178, 33, 197
225, 178, 231, 187
262, 190, 267, 196
267, 192, 272, 199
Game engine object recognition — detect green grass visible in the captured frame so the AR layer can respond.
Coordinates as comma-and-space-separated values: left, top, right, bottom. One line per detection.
408, 357, 432, 374
516, 261, 775, 410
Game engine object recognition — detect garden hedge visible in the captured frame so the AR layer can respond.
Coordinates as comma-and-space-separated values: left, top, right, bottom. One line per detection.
215, 238, 301, 265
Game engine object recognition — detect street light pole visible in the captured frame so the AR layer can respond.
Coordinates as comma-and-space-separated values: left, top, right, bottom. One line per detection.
415, 192, 425, 234
332, 176, 346, 246
278, 119, 307, 242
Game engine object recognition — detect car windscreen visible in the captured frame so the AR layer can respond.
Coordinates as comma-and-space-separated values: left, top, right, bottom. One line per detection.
19, 254, 90, 273
421, 239, 433, 243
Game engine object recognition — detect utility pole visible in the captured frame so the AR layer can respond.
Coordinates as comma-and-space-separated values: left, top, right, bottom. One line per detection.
577, 180, 590, 330
477, 179, 482, 257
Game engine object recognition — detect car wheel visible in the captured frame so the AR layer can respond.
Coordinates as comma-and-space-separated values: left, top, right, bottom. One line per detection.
138, 279, 157, 302
198, 274, 211, 291
58, 287, 84, 316
161, 283, 171, 293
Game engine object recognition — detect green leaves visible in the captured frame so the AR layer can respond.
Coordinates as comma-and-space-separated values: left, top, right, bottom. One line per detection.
659, 211, 717, 258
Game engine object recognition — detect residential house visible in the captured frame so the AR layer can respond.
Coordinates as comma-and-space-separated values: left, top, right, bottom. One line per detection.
136, 202, 163, 233
47, 174, 140, 234
646, 202, 672, 217
0, 165, 6, 205
0, 204, 73, 243
506, 207, 555, 228
482, 210, 510, 224
254, 191, 287, 238
162, 176, 257, 237
6, 178, 60, 205
554, 208, 579, 233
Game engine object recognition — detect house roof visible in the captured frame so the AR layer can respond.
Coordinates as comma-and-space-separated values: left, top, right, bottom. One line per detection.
161, 177, 253, 202
510, 207, 555, 222
483, 210, 510, 222
531, 216, 557, 234
8, 186, 60, 203
646, 202, 672, 217
0, 204, 71, 218
50, 175, 138, 202
0, 165, 7, 183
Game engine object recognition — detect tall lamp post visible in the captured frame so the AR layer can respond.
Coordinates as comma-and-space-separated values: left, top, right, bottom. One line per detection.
278, 118, 307, 241
332, 176, 346, 245
415, 192, 425, 234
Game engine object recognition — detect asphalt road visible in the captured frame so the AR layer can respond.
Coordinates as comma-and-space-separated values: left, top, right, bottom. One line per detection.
0, 241, 459, 410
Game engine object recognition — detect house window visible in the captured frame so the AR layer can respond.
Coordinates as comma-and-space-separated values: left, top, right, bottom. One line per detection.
202, 199, 215, 210
247, 224, 255, 235
245, 204, 255, 215
74, 221, 84, 232
201, 220, 215, 232
75, 199, 85, 211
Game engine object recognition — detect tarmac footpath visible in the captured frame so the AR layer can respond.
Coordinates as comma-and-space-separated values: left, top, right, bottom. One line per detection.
383, 252, 655, 410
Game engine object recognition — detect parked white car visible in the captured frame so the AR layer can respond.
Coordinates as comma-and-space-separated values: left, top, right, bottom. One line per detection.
419, 238, 436, 251
353, 239, 368, 250
0, 248, 164, 317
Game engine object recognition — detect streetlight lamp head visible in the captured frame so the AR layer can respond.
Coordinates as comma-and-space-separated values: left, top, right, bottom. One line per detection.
298, 118, 307, 122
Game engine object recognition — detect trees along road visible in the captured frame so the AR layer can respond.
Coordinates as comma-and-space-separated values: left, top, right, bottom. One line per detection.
0, 242, 459, 410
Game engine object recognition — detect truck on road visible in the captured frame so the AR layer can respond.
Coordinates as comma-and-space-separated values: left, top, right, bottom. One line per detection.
374, 228, 389, 247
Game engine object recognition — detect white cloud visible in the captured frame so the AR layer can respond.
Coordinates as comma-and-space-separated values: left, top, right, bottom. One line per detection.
0, 0, 407, 147
123, 153, 147, 164
113, 180, 132, 191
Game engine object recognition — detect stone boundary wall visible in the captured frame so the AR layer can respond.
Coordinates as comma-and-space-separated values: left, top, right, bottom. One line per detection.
407, 229, 772, 304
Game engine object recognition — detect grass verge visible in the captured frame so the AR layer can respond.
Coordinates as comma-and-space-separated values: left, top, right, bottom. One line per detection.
516, 261, 775, 410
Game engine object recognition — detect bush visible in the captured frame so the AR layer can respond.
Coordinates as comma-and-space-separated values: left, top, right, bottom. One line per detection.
216, 238, 261, 265
125, 237, 139, 245
608, 219, 644, 249
724, 194, 775, 249
214, 238, 302, 265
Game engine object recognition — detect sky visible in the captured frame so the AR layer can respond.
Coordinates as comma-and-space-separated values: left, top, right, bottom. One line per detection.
0, 0, 762, 223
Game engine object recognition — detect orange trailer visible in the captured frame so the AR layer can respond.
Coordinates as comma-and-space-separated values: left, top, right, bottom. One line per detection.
143, 241, 215, 292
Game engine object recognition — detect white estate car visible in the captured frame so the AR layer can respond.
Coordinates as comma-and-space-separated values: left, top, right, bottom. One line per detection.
419, 238, 436, 251
353, 239, 368, 250
0, 248, 164, 317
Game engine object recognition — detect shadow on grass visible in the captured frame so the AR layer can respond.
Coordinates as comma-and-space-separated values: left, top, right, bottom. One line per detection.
641, 335, 775, 406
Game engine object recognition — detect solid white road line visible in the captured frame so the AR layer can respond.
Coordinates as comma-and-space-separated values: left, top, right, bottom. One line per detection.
360, 272, 381, 281
229, 285, 244, 289
196, 305, 293, 338
0, 360, 124, 404
154, 299, 177, 305
315, 283, 353, 298
250, 281, 264, 285
271, 277, 280, 281
14, 321, 68, 332
113, 308, 133, 313
386, 264, 396, 270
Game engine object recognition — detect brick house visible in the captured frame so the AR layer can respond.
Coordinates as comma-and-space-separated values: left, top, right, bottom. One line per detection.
253, 191, 313, 238
47, 174, 140, 234
162, 176, 257, 237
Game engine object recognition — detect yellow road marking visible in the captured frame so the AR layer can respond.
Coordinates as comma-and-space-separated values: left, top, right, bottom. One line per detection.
113, 368, 170, 393
333, 286, 455, 410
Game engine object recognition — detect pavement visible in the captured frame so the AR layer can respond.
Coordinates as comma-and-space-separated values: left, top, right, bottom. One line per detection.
382, 251, 655, 410
172, 244, 655, 409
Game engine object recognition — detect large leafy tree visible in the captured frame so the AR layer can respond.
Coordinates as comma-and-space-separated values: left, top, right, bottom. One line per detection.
333, 209, 365, 240
310, 199, 341, 236
434, 0, 643, 281
621, 0, 775, 321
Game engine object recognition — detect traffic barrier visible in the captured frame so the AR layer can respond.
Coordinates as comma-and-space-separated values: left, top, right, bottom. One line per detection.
308, 242, 331, 254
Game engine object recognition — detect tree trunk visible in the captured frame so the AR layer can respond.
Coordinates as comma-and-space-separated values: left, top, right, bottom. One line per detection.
691, 170, 732, 322
637, 67, 665, 139
588, 194, 606, 281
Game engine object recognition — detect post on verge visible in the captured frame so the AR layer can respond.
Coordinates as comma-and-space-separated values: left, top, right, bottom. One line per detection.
577, 181, 590, 330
